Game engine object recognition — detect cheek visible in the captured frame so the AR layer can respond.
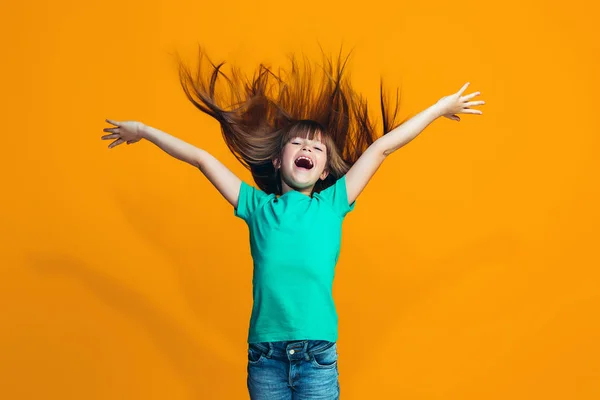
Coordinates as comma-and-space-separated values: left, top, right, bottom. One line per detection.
283, 151, 295, 166
318, 154, 328, 169
280, 147, 293, 164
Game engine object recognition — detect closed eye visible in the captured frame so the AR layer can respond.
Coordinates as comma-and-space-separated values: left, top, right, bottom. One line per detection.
290, 140, 323, 151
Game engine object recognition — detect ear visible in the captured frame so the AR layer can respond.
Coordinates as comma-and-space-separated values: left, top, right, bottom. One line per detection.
319, 169, 329, 181
272, 158, 281, 170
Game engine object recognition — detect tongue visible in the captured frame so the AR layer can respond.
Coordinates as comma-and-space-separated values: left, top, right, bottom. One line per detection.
295, 159, 313, 169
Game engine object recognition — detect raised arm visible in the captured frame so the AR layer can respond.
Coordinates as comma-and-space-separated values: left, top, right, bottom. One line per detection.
102, 120, 242, 208
345, 82, 484, 204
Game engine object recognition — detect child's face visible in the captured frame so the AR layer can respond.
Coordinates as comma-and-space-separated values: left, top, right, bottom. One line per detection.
274, 134, 329, 192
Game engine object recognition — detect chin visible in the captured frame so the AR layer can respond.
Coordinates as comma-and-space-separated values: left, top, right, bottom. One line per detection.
284, 171, 315, 188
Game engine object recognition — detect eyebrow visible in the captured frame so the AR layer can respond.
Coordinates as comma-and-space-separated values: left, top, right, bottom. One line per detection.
292, 137, 325, 145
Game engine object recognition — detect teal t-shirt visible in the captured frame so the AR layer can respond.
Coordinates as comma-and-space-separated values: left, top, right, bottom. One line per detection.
234, 175, 355, 343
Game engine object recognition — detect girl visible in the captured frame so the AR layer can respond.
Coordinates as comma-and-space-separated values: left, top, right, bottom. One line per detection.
101, 49, 484, 399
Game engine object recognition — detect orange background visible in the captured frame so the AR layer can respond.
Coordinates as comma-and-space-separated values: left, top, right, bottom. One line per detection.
1, 0, 599, 399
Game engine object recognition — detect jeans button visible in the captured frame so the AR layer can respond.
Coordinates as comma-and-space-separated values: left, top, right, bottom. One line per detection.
289, 349, 295, 355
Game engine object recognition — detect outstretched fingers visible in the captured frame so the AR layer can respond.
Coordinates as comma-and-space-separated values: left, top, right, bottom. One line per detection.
457, 82, 470, 96
102, 119, 128, 148
465, 100, 485, 107
461, 90, 485, 115
461, 109, 483, 114
462, 91, 481, 101
108, 138, 126, 148
462, 98, 485, 115
105, 118, 121, 126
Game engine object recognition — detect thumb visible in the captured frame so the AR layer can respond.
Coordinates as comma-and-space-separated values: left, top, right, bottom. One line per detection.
445, 114, 460, 122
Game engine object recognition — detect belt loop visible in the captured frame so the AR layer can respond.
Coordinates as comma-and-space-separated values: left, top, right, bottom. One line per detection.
266, 342, 273, 358
303, 340, 310, 361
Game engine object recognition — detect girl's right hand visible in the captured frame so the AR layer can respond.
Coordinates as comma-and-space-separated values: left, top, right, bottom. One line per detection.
102, 119, 145, 149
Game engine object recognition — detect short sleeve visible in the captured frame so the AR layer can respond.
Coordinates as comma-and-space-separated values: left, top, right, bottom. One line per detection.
317, 175, 356, 218
234, 181, 268, 222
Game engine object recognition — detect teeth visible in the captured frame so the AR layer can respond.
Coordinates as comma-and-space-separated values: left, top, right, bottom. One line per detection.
296, 156, 313, 166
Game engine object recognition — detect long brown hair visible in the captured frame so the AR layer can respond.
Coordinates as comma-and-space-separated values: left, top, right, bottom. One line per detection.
177, 46, 403, 195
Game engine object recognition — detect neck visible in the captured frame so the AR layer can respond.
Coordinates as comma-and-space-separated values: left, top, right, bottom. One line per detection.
280, 181, 314, 197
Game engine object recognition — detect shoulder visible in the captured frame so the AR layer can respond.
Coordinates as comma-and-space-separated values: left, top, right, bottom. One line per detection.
235, 181, 275, 221
313, 175, 355, 218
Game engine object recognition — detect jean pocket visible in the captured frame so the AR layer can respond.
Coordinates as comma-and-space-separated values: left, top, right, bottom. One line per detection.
310, 342, 338, 369
248, 343, 266, 365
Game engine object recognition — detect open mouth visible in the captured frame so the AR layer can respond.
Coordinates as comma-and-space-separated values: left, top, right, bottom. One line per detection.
294, 156, 314, 170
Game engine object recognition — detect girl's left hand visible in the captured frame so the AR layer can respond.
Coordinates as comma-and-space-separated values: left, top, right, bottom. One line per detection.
435, 82, 485, 122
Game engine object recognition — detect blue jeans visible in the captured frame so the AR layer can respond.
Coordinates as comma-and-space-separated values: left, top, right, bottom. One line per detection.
247, 340, 340, 399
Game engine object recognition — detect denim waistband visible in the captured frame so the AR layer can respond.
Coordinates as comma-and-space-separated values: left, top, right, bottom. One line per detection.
250, 340, 335, 361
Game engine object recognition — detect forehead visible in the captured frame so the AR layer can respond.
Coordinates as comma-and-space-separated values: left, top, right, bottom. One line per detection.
291, 134, 324, 144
